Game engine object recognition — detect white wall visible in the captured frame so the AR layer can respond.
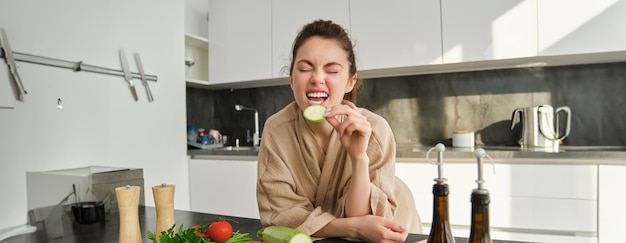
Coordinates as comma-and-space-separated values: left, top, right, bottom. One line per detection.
0, 0, 189, 230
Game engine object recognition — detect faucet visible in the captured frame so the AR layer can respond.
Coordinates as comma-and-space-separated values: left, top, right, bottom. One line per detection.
235, 105, 260, 146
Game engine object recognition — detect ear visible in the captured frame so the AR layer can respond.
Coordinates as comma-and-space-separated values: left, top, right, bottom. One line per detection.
289, 76, 294, 89
345, 74, 358, 93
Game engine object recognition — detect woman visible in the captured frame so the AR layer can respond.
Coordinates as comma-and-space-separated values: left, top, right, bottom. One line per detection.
257, 19, 422, 242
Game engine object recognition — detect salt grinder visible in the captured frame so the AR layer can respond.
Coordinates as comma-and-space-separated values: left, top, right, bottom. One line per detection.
115, 185, 141, 243
153, 183, 176, 241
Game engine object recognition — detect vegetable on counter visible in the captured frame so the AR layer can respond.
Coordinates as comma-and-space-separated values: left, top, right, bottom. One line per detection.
257, 226, 312, 243
208, 220, 234, 243
148, 222, 252, 243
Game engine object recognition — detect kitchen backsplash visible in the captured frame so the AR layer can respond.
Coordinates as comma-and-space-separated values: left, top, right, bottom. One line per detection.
187, 62, 626, 147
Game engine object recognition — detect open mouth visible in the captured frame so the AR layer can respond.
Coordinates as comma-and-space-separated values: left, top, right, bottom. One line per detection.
307, 92, 328, 105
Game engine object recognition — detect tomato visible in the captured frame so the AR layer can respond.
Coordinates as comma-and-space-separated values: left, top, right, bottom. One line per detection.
192, 225, 209, 238
208, 221, 233, 243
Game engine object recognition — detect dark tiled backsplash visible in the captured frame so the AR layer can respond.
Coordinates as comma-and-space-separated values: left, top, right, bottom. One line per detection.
187, 62, 626, 147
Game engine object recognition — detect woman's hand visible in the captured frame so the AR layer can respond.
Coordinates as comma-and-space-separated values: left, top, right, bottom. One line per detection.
325, 105, 372, 161
315, 215, 409, 243
355, 215, 409, 243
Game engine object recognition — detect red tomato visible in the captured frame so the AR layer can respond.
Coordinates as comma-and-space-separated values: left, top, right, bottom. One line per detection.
192, 225, 209, 238
208, 221, 233, 243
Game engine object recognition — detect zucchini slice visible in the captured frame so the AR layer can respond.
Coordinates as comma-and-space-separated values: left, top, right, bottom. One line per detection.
303, 105, 327, 122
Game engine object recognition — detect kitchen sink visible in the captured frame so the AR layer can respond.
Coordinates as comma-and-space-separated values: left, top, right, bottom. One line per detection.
217, 146, 259, 151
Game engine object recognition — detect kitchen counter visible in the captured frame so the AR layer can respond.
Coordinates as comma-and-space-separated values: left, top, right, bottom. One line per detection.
189, 144, 626, 165
4, 206, 527, 243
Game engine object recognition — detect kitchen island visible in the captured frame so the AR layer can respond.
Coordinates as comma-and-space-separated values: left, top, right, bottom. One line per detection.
4, 206, 526, 243
188, 145, 626, 242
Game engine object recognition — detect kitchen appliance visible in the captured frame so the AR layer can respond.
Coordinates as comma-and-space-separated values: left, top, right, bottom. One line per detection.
511, 105, 571, 150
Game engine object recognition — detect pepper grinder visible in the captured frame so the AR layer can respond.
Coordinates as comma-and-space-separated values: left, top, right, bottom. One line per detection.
115, 185, 141, 243
152, 183, 176, 241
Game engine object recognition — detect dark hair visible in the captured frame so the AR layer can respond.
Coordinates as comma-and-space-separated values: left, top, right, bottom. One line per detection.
289, 19, 363, 103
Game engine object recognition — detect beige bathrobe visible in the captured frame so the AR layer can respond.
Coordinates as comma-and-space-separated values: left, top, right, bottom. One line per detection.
257, 101, 422, 236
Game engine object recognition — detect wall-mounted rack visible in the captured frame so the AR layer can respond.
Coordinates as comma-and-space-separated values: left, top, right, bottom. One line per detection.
0, 49, 159, 81
0, 28, 158, 102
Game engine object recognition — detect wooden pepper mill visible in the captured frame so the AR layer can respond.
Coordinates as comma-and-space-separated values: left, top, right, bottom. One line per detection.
152, 183, 176, 241
115, 185, 141, 243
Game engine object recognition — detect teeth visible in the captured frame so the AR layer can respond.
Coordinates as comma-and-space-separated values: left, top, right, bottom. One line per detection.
307, 92, 328, 98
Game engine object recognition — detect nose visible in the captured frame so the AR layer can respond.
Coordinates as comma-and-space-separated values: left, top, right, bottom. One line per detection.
310, 70, 325, 84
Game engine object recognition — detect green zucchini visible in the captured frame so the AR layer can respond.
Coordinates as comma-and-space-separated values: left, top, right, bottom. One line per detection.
303, 105, 327, 122
257, 226, 312, 243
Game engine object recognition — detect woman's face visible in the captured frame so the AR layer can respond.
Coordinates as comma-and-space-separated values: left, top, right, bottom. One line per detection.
290, 36, 356, 111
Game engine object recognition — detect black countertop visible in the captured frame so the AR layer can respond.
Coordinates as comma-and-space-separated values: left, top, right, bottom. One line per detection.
4, 206, 526, 243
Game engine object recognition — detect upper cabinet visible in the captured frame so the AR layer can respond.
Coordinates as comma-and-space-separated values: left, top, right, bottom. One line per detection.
271, 0, 351, 78
185, 0, 209, 86
201, 0, 626, 89
538, 0, 626, 56
441, 0, 537, 63
350, 0, 442, 70
208, 0, 272, 86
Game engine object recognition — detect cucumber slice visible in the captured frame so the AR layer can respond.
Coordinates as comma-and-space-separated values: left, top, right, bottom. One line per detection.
303, 105, 327, 122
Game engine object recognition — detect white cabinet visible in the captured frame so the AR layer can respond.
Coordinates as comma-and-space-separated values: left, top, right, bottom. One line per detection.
185, 0, 209, 86
350, 0, 442, 70
538, 0, 626, 56
271, 0, 350, 78
185, 34, 209, 86
441, 0, 537, 63
189, 158, 260, 219
397, 161, 598, 243
598, 165, 626, 243
208, 0, 272, 85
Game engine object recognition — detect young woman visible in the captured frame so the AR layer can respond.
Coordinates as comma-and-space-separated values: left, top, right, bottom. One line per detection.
256, 19, 422, 242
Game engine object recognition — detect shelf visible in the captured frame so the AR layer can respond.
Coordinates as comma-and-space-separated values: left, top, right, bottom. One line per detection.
185, 33, 208, 85
185, 33, 208, 50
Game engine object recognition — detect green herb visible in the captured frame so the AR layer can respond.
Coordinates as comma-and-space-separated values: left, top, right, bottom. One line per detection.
147, 224, 253, 243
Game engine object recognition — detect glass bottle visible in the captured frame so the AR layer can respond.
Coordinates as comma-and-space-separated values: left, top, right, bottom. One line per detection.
427, 183, 456, 243
467, 192, 491, 243
467, 148, 493, 243
426, 143, 456, 243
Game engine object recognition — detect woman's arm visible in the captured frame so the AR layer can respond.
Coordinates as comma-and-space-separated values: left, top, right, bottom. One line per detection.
312, 215, 409, 243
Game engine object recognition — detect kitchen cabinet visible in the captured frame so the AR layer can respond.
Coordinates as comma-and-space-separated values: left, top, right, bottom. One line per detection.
538, 0, 626, 56
185, 34, 209, 86
271, 0, 351, 78
441, 0, 537, 63
397, 161, 598, 243
189, 158, 260, 219
207, 0, 272, 85
349, 0, 442, 70
205, 0, 348, 87
598, 165, 626, 243
185, 0, 209, 87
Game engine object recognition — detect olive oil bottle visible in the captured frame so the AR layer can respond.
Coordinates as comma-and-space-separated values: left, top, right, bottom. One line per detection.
467, 149, 492, 243
426, 143, 456, 243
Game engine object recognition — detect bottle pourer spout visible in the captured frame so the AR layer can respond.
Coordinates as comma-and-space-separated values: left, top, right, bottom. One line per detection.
473, 148, 495, 191
426, 143, 447, 183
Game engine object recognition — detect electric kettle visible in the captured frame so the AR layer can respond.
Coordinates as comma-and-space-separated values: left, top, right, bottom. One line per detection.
511, 105, 571, 150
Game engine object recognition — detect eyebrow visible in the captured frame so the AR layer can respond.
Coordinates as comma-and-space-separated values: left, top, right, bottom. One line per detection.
296, 59, 343, 68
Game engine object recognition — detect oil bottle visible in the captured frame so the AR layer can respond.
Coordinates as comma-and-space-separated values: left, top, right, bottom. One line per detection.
426, 143, 456, 243
467, 148, 493, 243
